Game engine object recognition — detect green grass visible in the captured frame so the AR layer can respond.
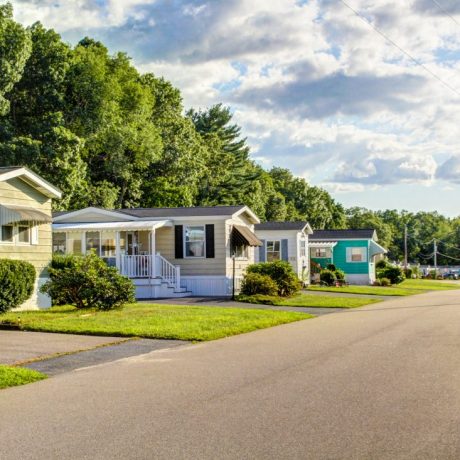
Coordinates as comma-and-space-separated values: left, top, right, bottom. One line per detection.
238, 293, 380, 308
307, 278, 460, 296
0, 366, 47, 390
1, 303, 312, 342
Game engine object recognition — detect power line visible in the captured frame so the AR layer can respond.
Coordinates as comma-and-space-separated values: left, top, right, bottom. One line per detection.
338, 0, 460, 98
436, 251, 460, 261
429, 0, 460, 27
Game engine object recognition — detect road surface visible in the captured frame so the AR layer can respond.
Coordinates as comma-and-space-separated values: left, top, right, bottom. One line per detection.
1, 289, 460, 459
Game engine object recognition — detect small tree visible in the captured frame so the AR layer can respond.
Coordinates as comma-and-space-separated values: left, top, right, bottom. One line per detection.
0, 259, 36, 313
320, 269, 336, 286
41, 253, 135, 310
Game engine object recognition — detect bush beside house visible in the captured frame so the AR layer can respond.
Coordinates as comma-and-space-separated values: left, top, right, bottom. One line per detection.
241, 261, 301, 297
41, 253, 135, 310
0, 260, 36, 313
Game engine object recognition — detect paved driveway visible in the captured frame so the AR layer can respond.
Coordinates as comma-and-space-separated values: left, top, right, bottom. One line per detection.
1, 289, 460, 459
0, 331, 128, 365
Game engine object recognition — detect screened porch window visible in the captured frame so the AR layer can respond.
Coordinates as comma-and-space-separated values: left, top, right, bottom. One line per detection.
101, 232, 116, 267
266, 240, 281, 262
185, 226, 205, 257
86, 231, 101, 256
53, 232, 66, 254
313, 248, 329, 258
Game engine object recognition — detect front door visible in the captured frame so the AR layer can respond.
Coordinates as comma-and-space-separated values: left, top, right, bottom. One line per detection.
126, 232, 139, 256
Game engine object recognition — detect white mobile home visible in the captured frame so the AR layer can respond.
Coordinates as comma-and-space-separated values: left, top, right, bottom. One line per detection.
52, 206, 262, 298
254, 221, 312, 281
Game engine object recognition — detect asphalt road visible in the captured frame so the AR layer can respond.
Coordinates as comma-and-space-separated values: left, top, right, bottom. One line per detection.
1, 289, 460, 459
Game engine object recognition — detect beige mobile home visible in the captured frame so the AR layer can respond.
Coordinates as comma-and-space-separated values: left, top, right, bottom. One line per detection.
0, 167, 62, 309
52, 205, 262, 298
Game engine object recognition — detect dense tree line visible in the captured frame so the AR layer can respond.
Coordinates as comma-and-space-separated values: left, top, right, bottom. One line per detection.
1, 3, 459, 265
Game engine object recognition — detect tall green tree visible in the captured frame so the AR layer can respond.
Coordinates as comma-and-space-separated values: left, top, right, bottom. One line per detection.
0, 2, 31, 115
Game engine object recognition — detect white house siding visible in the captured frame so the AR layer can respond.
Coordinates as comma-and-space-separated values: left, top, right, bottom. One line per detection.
0, 178, 53, 310
254, 229, 308, 279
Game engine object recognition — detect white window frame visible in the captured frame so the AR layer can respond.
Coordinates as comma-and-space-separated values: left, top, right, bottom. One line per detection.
347, 247, 367, 263
300, 238, 307, 258
266, 240, 281, 262
184, 225, 206, 258
0, 222, 36, 246
232, 243, 249, 260
313, 248, 329, 258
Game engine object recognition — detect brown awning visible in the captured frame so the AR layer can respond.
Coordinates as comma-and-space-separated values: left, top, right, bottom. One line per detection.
0, 204, 51, 224
231, 224, 262, 247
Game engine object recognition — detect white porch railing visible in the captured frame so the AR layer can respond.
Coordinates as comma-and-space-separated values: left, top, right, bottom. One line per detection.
120, 254, 181, 290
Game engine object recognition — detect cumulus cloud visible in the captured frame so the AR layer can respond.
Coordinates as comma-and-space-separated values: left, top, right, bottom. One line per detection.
8, 0, 460, 199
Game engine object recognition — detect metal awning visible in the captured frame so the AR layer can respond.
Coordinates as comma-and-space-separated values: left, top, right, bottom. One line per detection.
0, 204, 52, 224
370, 240, 387, 256
309, 241, 337, 248
53, 220, 172, 232
231, 225, 262, 247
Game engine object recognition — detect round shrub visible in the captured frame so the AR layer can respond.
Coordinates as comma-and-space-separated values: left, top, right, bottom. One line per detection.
320, 269, 336, 286
0, 259, 36, 313
326, 263, 336, 272
240, 272, 278, 296
380, 277, 391, 286
334, 269, 346, 282
376, 259, 389, 269
373, 279, 382, 286
378, 265, 405, 285
247, 261, 301, 297
41, 253, 135, 310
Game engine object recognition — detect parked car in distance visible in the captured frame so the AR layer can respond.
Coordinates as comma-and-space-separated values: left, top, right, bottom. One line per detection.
442, 270, 459, 280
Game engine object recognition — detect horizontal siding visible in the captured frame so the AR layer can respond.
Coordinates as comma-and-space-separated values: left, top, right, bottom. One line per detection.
155, 220, 227, 276
0, 179, 53, 277
333, 240, 370, 275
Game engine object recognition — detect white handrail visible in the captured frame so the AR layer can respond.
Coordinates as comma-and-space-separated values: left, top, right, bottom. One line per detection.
120, 254, 181, 290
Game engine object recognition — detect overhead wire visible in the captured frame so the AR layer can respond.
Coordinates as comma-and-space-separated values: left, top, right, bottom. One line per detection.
428, 0, 460, 27
338, 0, 460, 98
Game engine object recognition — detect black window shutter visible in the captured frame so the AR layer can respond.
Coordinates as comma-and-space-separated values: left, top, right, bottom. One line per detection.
205, 224, 215, 258
175, 225, 183, 259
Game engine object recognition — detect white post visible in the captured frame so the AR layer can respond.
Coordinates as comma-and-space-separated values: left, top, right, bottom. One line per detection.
115, 231, 121, 271
175, 265, 181, 290
151, 228, 156, 278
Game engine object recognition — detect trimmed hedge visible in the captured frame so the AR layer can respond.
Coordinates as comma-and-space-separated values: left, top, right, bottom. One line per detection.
41, 253, 135, 310
0, 259, 36, 313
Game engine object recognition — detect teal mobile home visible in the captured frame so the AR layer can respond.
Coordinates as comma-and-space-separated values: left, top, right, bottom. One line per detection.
309, 229, 387, 285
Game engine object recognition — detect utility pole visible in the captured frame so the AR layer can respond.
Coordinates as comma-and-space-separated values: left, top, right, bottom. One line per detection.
404, 225, 408, 271
433, 239, 438, 275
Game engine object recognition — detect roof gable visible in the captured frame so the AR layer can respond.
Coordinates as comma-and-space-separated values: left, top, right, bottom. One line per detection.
53, 207, 137, 223
255, 221, 312, 233
0, 167, 61, 199
310, 229, 377, 241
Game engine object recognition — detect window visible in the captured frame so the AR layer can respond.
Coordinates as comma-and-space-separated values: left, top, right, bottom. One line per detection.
86, 231, 101, 256
347, 247, 367, 263
300, 239, 307, 258
17, 224, 30, 244
101, 231, 117, 267
232, 244, 248, 259
185, 226, 205, 257
53, 232, 66, 254
266, 240, 281, 262
314, 248, 328, 258
1, 225, 13, 243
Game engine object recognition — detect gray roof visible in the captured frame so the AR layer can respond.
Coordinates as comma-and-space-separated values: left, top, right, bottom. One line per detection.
310, 229, 376, 240
53, 205, 247, 219
0, 166, 23, 175
255, 221, 309, 231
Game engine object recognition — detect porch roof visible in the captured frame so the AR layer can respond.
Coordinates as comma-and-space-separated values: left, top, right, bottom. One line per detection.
309, 241, 337, 248
52, 220, 172, 232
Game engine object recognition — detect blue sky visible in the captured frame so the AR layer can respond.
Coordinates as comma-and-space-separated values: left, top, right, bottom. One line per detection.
9, 0, 460, 216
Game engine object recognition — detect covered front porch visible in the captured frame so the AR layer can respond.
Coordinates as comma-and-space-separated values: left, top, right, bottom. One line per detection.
52, 220, 185, 297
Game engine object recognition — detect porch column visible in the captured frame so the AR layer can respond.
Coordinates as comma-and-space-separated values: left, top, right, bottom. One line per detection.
151, 227, 156, 278
115, 231, 121, 270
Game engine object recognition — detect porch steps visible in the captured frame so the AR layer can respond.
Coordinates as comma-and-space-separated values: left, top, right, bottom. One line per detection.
134, 278, 192, 299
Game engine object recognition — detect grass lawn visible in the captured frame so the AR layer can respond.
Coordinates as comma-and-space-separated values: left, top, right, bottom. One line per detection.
238, 293, 380, 308
1, 303, 313, 342
307, 278, 460, 296
0, 365, 47, 390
